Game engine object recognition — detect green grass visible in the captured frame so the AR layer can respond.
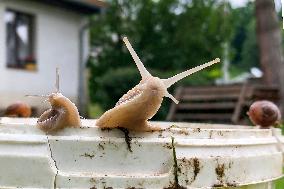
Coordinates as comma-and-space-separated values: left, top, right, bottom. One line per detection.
275, 168, 284, 189
276, 177, 284, 189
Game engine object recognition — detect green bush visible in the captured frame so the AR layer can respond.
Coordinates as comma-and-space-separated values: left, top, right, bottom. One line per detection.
91, 67, 140, 111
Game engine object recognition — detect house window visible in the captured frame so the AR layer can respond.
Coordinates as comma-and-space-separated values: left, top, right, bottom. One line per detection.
5, 9, 36, 71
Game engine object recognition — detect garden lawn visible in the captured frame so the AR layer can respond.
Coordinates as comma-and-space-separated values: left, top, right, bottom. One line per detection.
276, 178, 284, 189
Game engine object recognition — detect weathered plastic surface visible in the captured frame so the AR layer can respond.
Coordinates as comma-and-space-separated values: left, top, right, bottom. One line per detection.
0, 117, 282, 189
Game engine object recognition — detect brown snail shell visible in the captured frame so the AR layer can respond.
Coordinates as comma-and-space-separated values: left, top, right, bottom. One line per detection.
37, 93, 81, 133
248, 100, 281, 127
4, 102, 31, 117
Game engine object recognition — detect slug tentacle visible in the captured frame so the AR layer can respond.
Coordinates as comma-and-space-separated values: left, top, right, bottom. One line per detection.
165, 91, 179, 104
162, 58, 220, 103
55, 67, 60, 93
162, 58, 220, 88
123, 37, 152, 79
96, 37, 220, 131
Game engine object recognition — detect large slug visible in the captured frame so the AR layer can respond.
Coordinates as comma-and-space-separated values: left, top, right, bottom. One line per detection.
96, 37, 220, 131
30, 68, 81, 133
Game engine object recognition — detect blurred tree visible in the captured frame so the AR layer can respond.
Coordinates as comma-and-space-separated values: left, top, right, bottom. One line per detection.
88, 0, 234, 119
255, 0, 284, 118
230, 2, 259, 73
255, 0, 282, 85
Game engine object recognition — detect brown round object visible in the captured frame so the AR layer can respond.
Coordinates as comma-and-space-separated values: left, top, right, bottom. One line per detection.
5, 102, 32, 118
248, 100, 281, 127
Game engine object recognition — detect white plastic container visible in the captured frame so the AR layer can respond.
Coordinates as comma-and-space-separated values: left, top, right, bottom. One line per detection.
0, 117, 282, 189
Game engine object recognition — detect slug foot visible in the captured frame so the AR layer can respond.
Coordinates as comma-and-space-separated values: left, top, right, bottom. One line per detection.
131, 122, 162, 132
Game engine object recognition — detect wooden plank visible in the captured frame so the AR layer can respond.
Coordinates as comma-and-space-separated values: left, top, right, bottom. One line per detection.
182, 84, 242, 90
166, 87, 183, 121
182, 89, 241, 95
177, 102, 236, 110
252, 85, 279, 90
181, 94, 239, 101
182, 85, 242, 94
244, 100, 280, 106
174, 113, 232, 120
252, 92, 279, 99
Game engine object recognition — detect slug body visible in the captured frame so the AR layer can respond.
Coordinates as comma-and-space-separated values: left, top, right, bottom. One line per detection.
38, 93, 81, 133
97, 77, 166, 131
96, 37, 220, 131
34, 68, 81, 133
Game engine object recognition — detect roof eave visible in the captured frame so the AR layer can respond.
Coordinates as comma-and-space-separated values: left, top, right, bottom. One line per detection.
36, 0, 106, 15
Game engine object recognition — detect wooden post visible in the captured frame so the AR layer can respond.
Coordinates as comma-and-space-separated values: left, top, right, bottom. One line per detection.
255, 0, 284, 118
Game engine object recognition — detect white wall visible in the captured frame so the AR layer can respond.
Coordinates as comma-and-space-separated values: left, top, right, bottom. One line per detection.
0, 0, 88, 111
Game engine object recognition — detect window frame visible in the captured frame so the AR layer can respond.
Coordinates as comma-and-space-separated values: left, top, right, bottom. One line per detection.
5, 8, 37, 71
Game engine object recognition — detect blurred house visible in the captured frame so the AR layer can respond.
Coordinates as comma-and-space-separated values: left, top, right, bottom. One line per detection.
0, 0, 104, 115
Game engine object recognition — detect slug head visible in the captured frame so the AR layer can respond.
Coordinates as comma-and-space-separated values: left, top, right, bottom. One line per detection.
140, 77, 167, 97
48, 93, 66, 108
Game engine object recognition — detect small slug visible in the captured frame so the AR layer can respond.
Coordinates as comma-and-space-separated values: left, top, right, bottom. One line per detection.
29, 68, 81, 133
96, 37, 220, 131
248, 100, 281, 128
5, 102, 31, 117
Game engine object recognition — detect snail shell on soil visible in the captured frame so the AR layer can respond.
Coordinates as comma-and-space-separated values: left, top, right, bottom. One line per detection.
96, 37, 220, 131
248, 100, 281, 127
5, 102, 31, 117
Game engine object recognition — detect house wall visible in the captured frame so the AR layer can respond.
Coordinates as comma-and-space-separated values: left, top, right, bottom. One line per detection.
0, 0, 89, 113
